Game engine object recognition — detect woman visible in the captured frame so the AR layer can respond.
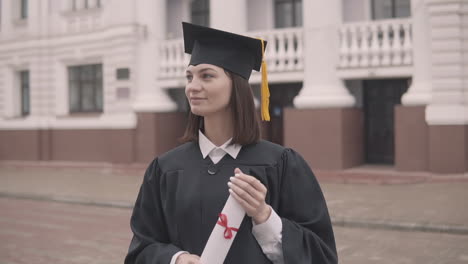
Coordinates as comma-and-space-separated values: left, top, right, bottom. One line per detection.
125, 22, 337, 264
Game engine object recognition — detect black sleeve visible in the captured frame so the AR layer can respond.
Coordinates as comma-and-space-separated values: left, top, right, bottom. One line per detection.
124, 158, 182, 264
278, 149, 338, 264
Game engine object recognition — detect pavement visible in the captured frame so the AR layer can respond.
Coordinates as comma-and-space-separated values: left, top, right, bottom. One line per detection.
1, 160, 468, 263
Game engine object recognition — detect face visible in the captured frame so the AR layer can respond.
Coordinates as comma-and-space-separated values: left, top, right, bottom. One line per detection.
185, 64, 233, 117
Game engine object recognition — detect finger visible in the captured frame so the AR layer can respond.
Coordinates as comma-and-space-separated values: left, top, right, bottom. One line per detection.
228, 181, 261, 208
235, 174, 267, 194
229, 188, 256, 212
230, 177, 264, 203
232, 175, 266, 200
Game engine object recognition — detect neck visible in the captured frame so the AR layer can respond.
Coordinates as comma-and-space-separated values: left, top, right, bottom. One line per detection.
203, 110, 233, 146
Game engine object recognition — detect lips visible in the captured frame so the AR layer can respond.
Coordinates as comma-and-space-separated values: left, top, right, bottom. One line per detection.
190, 97, 206, 104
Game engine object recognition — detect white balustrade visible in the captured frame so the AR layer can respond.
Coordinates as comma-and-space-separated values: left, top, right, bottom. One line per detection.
158, 27, 304, 79
158, 39, 188, 79
158, 20, 412, 81
339, 18, 412, 69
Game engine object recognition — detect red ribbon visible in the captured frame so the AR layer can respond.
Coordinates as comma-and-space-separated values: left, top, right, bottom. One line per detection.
217, 213, 239, 239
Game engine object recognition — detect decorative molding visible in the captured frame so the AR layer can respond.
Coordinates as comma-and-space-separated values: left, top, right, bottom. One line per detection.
0, 113, 137, 130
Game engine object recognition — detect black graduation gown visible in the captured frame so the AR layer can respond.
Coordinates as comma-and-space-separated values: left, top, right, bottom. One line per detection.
125, 140, 337, 264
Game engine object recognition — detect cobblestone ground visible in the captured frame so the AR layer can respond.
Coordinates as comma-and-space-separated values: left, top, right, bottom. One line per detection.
2, 197, 468, 264
0, 197, 131, 264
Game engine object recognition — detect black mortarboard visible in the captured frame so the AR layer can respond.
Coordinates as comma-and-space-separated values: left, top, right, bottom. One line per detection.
182, 22, 266, 80
182, 22, 271, 121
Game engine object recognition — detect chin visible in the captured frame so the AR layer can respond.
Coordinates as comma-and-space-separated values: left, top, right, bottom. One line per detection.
190, 107, 207, 117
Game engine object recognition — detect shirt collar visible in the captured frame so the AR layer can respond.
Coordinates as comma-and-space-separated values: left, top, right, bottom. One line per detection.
199, 130, 242, 159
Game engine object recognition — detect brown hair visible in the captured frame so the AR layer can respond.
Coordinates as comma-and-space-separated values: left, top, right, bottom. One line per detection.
180, 70, 261, 145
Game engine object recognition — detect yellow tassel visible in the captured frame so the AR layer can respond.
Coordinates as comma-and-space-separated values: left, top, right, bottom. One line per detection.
258, 38, 270, 121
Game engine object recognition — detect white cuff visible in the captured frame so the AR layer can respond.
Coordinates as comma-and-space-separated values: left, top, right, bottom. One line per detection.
252, 206, 282, 244
170, 251, 189, 264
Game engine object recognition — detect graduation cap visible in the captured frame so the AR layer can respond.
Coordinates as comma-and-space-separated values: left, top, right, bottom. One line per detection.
182, 22, 270, 121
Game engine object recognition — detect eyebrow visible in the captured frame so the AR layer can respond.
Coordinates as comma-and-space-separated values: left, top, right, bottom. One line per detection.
186, 67, 218, 74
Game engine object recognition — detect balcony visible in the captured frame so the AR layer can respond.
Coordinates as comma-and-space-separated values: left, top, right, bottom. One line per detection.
157, 18, 413, 88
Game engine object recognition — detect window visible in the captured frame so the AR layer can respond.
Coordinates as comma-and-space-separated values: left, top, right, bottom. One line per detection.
191, 0, 210, 27
20, 0, 27, 19
274, 0, 302, 28
19, 70, 30, 116
372, 0, 410, 20
71, 0, 101, 11
68, 64, 103, 113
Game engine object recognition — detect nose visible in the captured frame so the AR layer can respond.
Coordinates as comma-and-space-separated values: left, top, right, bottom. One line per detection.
186, 77, 202, 94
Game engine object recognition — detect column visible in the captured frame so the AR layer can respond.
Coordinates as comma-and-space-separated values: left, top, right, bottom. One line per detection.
293, 0, 355, 108
284, 0, 363, 170
210, 0, 247, 33
132, 0, 176, 112
395, 0, 431, 172
401, 0, 432, 105
425, 0, 468, 173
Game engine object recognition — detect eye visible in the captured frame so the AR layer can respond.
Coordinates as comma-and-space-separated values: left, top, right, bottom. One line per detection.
185, 75, 193, 82
202, 73, 214, 79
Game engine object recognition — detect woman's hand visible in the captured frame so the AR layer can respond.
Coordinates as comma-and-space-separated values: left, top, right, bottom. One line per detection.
228, 168, 271, 224
175, 253, 201, 264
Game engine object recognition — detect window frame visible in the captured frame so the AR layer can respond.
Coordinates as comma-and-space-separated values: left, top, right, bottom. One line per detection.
68, 64, 103, 113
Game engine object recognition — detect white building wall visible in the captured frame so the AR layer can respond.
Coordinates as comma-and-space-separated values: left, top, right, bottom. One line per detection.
1, 0, 465, 128
425, 0, 468, 125
0, 0, 142, 129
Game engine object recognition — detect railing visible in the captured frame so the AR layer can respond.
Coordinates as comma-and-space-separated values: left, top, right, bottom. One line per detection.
338, 18, 412, 68
158, 27, 304, 79
249, 28, 304, 73
159, 20, 412, 80
159, 39, 188, 79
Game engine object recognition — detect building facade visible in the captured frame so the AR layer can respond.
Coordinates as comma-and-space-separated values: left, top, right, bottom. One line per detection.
0, 0, 467, 173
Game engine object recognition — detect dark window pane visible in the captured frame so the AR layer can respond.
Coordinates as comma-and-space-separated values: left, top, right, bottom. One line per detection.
81, 66, 93, 81
191, 0, 210, 27
20, 0, 28, 19
81, 82, 95, 111
69, 67, 79, 81
395, 0, 411, 18
192, 0, 208, 12
69, 81, 80, 112
372, 0, 393, 20
275, 0, 301, 28
372, 0, 410, 20
95, 82, 103, 110
275, 2, 293, 28
294, 1, 302, 27
192, 14, 209, 27
20, 70, 29, 116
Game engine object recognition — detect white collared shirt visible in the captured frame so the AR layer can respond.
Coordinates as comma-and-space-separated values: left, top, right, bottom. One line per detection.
170, 130, 284, 264
198, 130, 242, 164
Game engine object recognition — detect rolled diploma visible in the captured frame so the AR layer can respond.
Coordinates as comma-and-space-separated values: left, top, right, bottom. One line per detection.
200, 194, 246, 264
